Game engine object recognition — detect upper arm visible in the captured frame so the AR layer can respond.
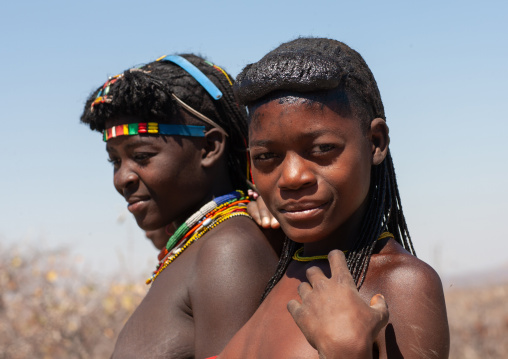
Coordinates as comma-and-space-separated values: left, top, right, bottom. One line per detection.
189, 218, 279, 359
377, 259, 450, 359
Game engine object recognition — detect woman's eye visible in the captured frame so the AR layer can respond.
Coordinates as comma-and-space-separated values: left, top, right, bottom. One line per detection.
312, 144, 335, 153
253, 152, 277, 161
133, 153, 155, 163
107, 158, 120, 168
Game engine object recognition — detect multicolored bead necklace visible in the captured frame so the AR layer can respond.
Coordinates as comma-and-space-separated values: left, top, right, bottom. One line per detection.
146, 190, 251, 285
292, 231, 394, 262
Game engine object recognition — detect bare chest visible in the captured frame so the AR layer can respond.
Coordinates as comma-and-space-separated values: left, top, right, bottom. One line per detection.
223, 275, 319, 359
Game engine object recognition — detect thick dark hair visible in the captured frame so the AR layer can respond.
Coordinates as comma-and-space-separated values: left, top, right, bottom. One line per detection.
81, 54, 249, 191
234, 37, 416, 300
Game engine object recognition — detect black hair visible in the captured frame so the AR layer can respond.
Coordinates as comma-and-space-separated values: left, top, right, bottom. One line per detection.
234, 37, 416, 301
81, 54, 249, 191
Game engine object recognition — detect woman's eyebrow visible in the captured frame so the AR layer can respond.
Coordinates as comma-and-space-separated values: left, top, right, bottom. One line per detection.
106, 137, 159, 153
249, 139, 273, 147
124, 138, 156, 150
105, 144, 116, 153
250, 129, 340, 147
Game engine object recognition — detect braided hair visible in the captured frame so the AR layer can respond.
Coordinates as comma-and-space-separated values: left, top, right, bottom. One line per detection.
234, 37, 416, 300
81, 54, 249, 191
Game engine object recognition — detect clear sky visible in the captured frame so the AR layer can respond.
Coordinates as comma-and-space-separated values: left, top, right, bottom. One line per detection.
1, 0, 507, 281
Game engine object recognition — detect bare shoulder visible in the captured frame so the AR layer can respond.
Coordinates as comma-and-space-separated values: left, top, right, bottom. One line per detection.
186, 215, 279, 358
193, 215, 278, 271
365, 239, 450, 359
188, 216, 279, 298
369, 239, 443, 295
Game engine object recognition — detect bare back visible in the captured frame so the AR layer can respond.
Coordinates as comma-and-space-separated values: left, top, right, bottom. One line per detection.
111, 216, 278, 359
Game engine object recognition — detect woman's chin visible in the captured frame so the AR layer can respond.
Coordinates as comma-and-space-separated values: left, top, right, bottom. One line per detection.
134, 216, 165, 232
281, 226, 327, 244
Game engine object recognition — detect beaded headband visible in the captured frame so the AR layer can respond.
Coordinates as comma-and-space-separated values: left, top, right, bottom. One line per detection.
103, 123, 205, 142
95, 55, 231, 137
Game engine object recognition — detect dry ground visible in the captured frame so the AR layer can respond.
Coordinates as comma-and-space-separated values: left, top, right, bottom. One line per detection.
445, 282, 508, 358
0, 244, 506, 358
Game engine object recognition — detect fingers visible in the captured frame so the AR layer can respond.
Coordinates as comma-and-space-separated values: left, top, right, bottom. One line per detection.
369, 293, 386, 308
270, 216, 280, 229
247, 194, 278, 229
305, 265, 327, 290
328, 250, 356, 288
247, 189, 259, 200
255, 196, 275, 228
247, 201, 263, 226
370, 294, 389, 331
248, 190, 277, 227
297, 281, 313, 301
287, 298, 302, 318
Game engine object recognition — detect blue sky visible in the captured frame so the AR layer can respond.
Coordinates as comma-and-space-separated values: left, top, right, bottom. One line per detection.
1, 0, 507, 281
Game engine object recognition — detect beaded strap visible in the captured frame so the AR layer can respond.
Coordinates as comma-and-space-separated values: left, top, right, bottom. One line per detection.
103, 123, 205, 142
147, 211, 251, 285
204, 60, 233, 86
146, 190, 251, 285
164, 190, 245, 251
292, 232, 395, 262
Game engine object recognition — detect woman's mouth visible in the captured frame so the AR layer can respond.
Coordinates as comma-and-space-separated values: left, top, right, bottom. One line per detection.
127, 197, 150, 214
279, 201, 329, 221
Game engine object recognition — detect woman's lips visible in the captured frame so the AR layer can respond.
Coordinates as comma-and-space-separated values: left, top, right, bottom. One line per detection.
279, 202, 329, 221
127, 197, 150, 214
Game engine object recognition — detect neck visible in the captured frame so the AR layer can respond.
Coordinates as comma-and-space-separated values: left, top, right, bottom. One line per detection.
301, 195, 370, 257
172, 175, 235, 229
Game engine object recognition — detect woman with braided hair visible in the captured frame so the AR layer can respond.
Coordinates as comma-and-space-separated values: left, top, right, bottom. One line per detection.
80, 54, 280, 358
211, 37, 449, 358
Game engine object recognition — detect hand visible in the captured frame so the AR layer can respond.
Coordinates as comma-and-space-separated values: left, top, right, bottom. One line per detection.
247, 190, 280, 229
287, 250, 389, 359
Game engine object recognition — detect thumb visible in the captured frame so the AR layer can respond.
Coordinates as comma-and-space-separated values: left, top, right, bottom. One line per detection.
370, 294, 389, 331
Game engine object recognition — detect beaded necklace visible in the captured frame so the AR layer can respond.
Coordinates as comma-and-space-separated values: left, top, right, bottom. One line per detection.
292, 231, 394, 262
146, 190, 251, 285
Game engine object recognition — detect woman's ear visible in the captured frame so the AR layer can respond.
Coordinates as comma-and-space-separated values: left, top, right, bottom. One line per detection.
369, 118, 389, 165
201, 128, 227, 168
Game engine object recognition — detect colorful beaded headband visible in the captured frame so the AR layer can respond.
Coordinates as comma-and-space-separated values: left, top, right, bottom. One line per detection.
94, 55, 230, 137
103, 123, 205, 142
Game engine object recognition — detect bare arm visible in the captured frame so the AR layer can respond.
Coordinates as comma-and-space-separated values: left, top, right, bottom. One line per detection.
375, 256, 450, 359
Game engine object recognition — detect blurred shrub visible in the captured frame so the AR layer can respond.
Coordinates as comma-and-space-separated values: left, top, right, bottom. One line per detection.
446, 282, 508, 358
1, 243, 506, 358
0, 243, 147, 359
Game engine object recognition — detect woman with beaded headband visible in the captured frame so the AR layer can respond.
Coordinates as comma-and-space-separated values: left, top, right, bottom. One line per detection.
207, 37, 450, 358
81, 54, 279, 359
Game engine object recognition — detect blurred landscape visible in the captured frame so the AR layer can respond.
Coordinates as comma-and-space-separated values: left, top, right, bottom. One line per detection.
0, 243, 506, 359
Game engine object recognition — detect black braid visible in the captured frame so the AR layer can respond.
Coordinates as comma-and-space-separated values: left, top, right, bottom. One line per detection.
81, 54, 249, 192
260, 237, 301, 303
234, 38, 416, 300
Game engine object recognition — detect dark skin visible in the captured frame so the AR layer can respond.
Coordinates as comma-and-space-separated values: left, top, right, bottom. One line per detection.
104, 115, 279, 359
145, 226, 170, 250
216, 96, 449, 358
288, 250, 390, 359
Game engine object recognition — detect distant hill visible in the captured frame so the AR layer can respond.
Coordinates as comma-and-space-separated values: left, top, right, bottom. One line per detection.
443, 263, 508, 289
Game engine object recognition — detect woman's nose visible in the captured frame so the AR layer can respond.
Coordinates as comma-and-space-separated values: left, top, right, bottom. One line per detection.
277, 153, 316, 191
113, 164, 139, 195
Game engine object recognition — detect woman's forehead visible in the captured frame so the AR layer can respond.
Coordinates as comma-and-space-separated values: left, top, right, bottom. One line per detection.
248, 99, 361, 143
